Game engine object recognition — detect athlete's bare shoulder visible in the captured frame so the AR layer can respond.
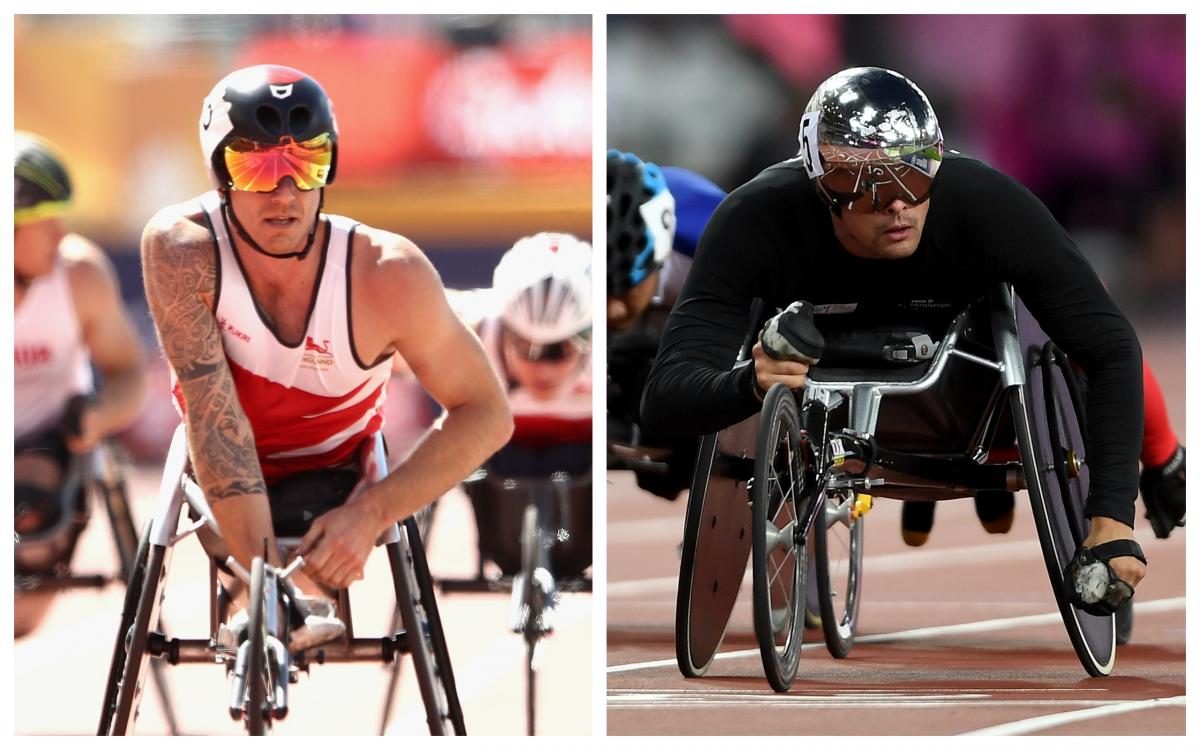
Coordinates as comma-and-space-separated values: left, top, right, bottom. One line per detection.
142, 196, 216, 264
57, 234, 123, 320
142, 196, 219, 308
59, 233, 117, 284
351, 223, 444, 299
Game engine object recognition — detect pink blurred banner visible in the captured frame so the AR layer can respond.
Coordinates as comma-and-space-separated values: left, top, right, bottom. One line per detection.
236, 31, 591, 174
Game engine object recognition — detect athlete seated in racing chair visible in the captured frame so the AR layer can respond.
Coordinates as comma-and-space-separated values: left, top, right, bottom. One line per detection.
141, 65, 512, 653
606, 149, 725, 501
14, 132, 146, 637
643, 66, 1156, 622
446, 233, 593, 597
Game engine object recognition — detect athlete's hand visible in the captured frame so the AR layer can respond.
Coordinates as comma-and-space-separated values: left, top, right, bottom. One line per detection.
752, 341, 812, 397
1083, 516, 1146, 589
297, 497, 388, 589
65, 406, 103, 454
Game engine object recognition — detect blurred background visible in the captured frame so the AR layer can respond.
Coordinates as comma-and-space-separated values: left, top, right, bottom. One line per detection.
14, 13, 592, 736
608, 14, 1185, 322
16, 12, 591, 459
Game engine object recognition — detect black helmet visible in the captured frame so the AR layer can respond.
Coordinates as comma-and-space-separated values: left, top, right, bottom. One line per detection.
799, 67, 942, 214
607, 149, 675, 297
15, 131, 72, 225
199, 64, 339, 190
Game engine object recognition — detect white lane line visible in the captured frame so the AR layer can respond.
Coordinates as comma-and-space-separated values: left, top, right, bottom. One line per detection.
610, 698, 1148, 709
611, 686, 1109, 694
608, 540, 1040, 597
608, 526, 1164, 598
959, 695, 1186, 735
606, 596, 1185, 673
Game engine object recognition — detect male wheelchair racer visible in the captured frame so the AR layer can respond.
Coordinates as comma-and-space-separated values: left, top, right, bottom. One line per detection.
676, 284, 1121, 692
15, 397, 138, 620
96, 426, 465, 735
438, 441, 592, 735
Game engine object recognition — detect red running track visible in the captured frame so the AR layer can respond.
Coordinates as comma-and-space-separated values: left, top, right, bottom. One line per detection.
607, 326, 1186, 736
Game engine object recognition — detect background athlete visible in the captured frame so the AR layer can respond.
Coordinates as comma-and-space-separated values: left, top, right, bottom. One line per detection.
444, 232, 593, 460
643, 67, 1153, 617
14, 132, 147, 636
141, 65, 512, 647
607, 150, 724, 500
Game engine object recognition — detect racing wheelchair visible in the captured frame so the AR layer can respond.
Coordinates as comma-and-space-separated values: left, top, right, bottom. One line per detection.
15, 398, 142, 624
15, 398, 180, 731
676, 284, 1117, 692
96, 426, 465, 735
438, 442, 592, 735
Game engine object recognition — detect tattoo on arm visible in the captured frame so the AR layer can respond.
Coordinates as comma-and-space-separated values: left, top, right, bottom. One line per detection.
143, 226, 267, 503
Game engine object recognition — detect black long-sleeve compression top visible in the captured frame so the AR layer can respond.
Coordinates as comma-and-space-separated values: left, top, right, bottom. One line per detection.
641, 153, 1143, 525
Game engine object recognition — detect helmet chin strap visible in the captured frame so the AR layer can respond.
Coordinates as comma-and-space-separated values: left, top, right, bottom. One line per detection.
221, 188, 324, 261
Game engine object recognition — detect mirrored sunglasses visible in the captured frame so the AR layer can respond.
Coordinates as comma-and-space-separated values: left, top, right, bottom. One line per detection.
223, 133, 333, 193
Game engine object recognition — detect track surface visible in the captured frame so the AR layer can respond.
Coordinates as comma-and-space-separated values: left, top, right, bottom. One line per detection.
14, 473, 592, 736
607, 326, 1185, 735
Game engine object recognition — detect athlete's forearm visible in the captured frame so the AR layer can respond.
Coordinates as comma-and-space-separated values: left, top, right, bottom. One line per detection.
358, 397, 513, 528
91, 362, 146, 437
143, 226, 279, 567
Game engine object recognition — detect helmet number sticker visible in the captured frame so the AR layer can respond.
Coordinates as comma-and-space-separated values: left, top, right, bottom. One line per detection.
799, 112, 823, 178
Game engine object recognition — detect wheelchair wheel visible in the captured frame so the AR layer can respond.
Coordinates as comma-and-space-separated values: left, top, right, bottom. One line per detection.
387, 521, 465, 736
245, 557, 268, 736
404, 517, 467, 735
520, 503, 541, 735
97, 520, 151, 735
750, 384, 806, 692
813, 425, 863, 659
1013, 302, 1115, 676
526, 640, 537, 736
98, 523, 169, 735
675, 417, 758, 678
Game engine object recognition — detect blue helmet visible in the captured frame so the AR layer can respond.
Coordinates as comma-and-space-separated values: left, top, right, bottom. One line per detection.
606, 149, 676, 296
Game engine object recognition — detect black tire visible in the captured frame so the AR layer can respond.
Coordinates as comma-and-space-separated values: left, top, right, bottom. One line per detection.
246, 557, 267, 736
101, 527, 168, 735
813, 411, 863, 660
751, 384, 806, 692
404, 517, 467, 736
98, 474, 140, 581
97, 520, 151, 735
1012, 298, 1115, 676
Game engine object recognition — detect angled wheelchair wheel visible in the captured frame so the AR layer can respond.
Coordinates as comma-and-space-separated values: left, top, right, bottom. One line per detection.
751, 384, 807, 692
245, 557, 268, 736
1012, 299, 1115, 676
97, 520, 151, 735
813, 424, 864, 659
387, 520, 466, 736
675, 416, 758, 678
98, 522, 169, 735
814, 489, 863, 659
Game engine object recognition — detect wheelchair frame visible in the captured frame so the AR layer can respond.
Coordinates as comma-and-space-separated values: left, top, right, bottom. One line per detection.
676, 284, 1114, 691
96, 426, 465, 735
437, 467, 592, 735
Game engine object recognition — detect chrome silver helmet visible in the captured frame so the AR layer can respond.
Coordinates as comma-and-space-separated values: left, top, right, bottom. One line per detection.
799, 67, 943, 214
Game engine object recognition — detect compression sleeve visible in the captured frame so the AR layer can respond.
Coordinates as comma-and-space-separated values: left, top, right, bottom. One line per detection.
955, 164, 1143, 526
641, 185, 785, 435
662, 167, 727, 258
